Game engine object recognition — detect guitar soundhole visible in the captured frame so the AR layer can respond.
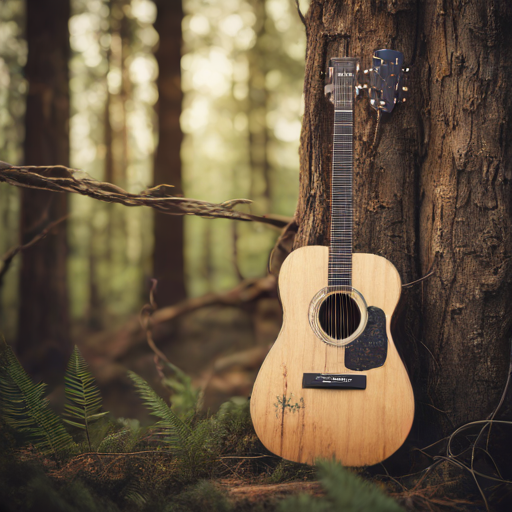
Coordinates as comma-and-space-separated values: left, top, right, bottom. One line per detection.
318, 293, 362, 341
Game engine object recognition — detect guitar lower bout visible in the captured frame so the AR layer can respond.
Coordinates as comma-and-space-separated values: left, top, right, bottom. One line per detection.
250, 246, 415, 467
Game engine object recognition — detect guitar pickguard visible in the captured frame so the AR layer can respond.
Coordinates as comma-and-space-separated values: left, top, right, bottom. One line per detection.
345, 306, 387, 370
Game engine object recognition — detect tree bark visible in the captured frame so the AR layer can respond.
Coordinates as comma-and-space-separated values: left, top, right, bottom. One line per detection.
17, 0, 71, 385
296, 0, 512, 444
152, 0, 186, 307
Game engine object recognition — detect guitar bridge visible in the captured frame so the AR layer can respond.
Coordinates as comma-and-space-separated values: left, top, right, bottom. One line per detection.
302, 373, 366, 390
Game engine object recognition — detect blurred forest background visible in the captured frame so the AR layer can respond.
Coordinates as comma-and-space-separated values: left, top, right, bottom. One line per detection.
0, 0, 309, 419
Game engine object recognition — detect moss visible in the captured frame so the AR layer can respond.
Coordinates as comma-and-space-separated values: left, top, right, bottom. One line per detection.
163, 481, 233, 512
277, 460, 403, 512
268, 459, 315, 484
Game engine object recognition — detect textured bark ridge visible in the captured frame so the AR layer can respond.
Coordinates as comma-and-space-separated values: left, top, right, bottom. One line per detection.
295, 0, 512, 440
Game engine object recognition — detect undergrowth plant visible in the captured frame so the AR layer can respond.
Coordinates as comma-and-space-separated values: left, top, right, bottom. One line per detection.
278, 459, 404, 512
0, 341, 406, 512
0, 341, 115, 458
64, 347, 109, 451
128, 371, 219, 482
0, 339, 75, 457
96, 418, 142, 453
159, 359, 202, 420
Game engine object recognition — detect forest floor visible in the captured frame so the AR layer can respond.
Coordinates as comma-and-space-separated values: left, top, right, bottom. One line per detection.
2, 287, 510, 511
77, 296, 282, 421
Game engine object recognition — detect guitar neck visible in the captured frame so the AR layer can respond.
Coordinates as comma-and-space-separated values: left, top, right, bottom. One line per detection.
328, 58, 357, 288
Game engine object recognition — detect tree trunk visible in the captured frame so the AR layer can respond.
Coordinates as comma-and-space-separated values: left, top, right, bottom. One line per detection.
248, 0, 271, 212
152, 0, 186, 307
17, 0, 71, 385
296, 0, 512, 445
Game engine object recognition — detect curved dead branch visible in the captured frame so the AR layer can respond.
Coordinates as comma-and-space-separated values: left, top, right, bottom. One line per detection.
0, 161, 289, 228
0, 214, 68, 288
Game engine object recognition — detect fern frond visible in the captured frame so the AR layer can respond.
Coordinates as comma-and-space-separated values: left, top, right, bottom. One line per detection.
97, 419, 142, 453
0, 340, 75, 456
63, 346, 108, 450
128, 371, 191, 451
161, 360, 201, 419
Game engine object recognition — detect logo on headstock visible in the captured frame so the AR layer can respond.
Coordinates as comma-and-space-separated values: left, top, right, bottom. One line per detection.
337, 72, 353, 77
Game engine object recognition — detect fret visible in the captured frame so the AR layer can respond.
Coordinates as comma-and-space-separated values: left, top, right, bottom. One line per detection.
328, 58, 356, 288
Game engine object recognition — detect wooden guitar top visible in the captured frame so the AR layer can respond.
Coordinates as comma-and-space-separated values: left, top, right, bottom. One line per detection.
250, 246, 415, 466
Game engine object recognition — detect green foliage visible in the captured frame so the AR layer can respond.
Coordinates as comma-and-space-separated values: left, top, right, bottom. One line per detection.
64, 346, 109, 451
0, 352, 407, 512
25, 477, 120, 512
278, 459, 404, 512
129, 371, 249, 483
213, 397, 259, 455
128, 371, 192, 450
0, 340, 75, 457
268, 459, 315, 484
160, 360, 201, 420
164, 481, 233, 512
129, 371, 223, 482
0, 454, 120, 512
97, 418, 143, 453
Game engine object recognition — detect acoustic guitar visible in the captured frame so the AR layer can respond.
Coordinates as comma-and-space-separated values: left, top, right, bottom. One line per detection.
250, 52, 415, 467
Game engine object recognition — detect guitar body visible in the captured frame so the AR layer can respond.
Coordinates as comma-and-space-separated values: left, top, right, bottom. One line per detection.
250, 246, 414, 466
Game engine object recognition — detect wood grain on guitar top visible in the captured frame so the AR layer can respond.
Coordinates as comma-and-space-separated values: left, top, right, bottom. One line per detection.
250, 246, 415, 467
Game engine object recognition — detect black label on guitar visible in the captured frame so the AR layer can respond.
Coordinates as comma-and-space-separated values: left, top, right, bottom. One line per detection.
302, 373, 367, 390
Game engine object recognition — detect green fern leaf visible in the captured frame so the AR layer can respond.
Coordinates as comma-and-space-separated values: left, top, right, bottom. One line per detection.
0, 340, 75, 456
63, 346, 108, 451
128, 371, 191, 451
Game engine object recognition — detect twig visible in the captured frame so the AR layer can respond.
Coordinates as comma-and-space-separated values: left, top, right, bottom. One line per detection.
402, 269, 435, 288
379, 462, 407, 491
268, 219, 297, 275
485, 357, 512, 450
231, 222, 244, 282
373, 109, 382, 148
140, 279, 169, 365
219, 455, 274, 460
140, 279, 207, 413
0, 214, 68, 287
0, 161, 288, 228
294, 0, 307, 31
74, 450, 174, 457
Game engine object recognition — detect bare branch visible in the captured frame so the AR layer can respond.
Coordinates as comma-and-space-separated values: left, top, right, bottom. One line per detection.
294, 0, 307, 32
151, 274, 277, 326
402, 269, 435, 288
86, 274, 278, 368
0, 214, 68, 287
0, 161, 289, 228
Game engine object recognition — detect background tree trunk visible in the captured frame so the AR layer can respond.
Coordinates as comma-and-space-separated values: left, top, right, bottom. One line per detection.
296, 0, 512, 445
248, 0, 271, 212
17, 0, 71, 385
152, 0, 186, 307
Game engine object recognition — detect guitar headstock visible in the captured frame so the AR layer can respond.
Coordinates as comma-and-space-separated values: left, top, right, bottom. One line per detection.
325, 49, 409, 113
324, 58, 358, 107
359, 49, 408, 113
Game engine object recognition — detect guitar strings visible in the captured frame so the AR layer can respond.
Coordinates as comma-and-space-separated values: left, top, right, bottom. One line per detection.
328, 61, 358, 343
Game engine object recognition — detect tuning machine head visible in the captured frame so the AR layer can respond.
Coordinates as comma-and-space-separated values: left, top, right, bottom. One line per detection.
363, 49, 408, 113
324, 66, 334, 103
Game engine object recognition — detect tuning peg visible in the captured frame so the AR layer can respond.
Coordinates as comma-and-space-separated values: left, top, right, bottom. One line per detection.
324, 66, 335, 103
366, 49, 406, 113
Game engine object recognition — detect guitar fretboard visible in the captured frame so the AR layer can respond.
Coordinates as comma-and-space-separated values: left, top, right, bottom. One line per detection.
329, 58, 357, 288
